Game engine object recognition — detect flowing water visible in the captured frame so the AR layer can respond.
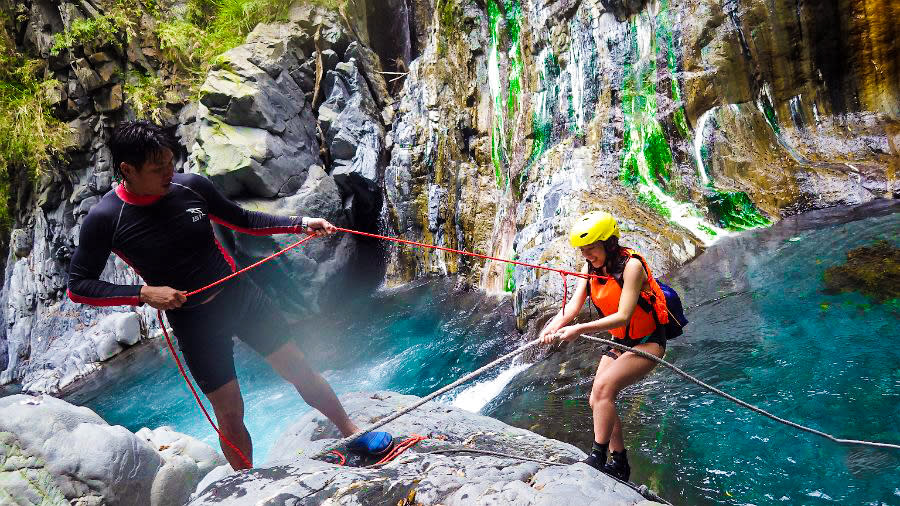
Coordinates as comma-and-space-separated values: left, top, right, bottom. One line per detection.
77, 202, 898, 505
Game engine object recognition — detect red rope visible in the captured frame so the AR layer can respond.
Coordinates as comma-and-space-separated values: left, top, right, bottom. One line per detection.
561, 273, 568, 314
157, 310, 253, 469
333, 227, 609, 282
328, 450, 346, 466
374, 435, 427, 465
186, 234, 317, 297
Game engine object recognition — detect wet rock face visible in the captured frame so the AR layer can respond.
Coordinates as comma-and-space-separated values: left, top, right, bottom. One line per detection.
382, 0, 898, 326
190, 391, 665, 505
600, 0, 649, 21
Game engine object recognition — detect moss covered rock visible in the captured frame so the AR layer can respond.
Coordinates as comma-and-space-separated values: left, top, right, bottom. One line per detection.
823, 240, 900, 303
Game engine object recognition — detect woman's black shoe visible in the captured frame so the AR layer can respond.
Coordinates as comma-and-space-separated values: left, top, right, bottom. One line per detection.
603, 449, 631, 481
582, 441, 608, 471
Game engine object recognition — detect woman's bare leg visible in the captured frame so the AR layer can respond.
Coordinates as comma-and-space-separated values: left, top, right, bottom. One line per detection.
589, 343, 664, 446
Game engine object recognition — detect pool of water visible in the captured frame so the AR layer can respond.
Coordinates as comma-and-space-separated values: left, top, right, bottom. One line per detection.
77, 279, 523, 463
488, 200, 900, 505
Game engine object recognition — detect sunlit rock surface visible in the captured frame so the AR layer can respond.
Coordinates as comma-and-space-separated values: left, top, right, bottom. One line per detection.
190, 391, 667, 505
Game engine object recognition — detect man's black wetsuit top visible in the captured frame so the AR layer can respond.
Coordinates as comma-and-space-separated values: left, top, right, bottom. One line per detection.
68, 172, 305, 306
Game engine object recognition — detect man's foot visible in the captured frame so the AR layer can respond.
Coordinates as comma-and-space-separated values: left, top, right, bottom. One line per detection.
347, 431, 393, 456
603, 449, 631, 481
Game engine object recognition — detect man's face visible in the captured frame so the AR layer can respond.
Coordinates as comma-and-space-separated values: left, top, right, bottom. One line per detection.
121, 148, 175, 195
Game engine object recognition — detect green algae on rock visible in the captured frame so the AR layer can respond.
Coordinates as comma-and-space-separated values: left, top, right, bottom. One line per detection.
823, 240, 900, 303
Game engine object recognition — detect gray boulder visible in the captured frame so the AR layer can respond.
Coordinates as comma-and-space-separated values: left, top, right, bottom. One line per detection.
190, 391, 666, 505
192, 22, 323, 198
86, 311, 143, 361
0, 394, 162, 505
136, 426, 228, 506
223, 166, 356, 317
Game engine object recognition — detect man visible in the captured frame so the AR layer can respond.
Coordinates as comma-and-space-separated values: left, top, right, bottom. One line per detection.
68, 121, 391, 469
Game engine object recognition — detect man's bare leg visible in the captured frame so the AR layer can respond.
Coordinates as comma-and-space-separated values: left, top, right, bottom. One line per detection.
266, 341, 359, 437
206, 379, 253, 469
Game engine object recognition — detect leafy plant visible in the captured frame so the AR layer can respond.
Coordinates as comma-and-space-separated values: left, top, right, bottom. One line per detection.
0, 25, 71, 230
124, 71, 167, 122
50, 8, 137, 56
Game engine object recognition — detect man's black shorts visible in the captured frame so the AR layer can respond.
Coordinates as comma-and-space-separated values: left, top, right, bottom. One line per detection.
166, 279, 292, 393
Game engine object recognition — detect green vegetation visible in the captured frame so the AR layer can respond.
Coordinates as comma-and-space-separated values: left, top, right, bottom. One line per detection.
51, 14, 130, 56
760, 95, 780, 134
51, 0, 338, 107
823, 240, 900, 303
160, 0, 292, 77
0, 23, 71, 230
123, 71, 167, 122
486, 0, 523, 189
704, 190, 770, 231
504, 261, 516, 292
620, 18, 674, 191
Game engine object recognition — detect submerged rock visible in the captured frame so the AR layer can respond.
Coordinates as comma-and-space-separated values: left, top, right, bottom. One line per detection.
823, 240, 900, 303
191, 391, 667, 505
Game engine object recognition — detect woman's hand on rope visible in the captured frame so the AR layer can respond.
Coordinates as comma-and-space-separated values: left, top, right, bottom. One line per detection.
305, 218, 336, 237
539, 320, 563, 345
140, 285, 187, 310
549, 325, 581, 344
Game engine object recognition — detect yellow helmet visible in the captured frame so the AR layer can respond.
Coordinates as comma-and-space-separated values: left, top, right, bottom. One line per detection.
569, 211, 619, 247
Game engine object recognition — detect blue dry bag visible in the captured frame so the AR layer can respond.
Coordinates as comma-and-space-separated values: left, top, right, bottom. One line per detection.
657, 281, 688, 339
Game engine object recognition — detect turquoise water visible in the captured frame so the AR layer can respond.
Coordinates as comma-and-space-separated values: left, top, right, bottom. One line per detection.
79, 281, 520, 463
650, 206, 900, 505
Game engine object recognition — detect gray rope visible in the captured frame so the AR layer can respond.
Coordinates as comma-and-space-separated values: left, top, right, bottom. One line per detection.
311, 339, 543, 459
581, 334, 900, 450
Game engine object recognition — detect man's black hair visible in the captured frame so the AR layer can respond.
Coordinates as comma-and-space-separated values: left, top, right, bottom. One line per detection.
109, 120, 178, 181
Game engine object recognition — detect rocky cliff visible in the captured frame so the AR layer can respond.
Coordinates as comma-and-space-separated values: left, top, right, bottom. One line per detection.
381, 0, 898, 326
0, 0, 896, 392
0, 1, 392, 394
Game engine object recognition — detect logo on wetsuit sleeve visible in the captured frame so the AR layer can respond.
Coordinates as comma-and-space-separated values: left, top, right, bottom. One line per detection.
186, 207, 206, 222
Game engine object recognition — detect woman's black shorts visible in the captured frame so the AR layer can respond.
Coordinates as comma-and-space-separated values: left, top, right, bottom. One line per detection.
602, 326, 666, 360
165, 279, 292, 393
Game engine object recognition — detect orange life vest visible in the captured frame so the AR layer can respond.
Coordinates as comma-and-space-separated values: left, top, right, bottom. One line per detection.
588, 249, 669, 340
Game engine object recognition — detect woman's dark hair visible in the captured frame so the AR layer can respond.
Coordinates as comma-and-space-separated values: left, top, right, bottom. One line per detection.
588, 235, 628, 283
109, 120, 177, 181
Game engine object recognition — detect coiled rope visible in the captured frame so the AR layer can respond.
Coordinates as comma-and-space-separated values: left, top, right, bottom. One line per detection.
158, 226, 900, 472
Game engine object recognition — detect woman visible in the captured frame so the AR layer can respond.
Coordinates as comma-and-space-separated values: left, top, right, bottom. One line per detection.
539, 211, 669, 481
